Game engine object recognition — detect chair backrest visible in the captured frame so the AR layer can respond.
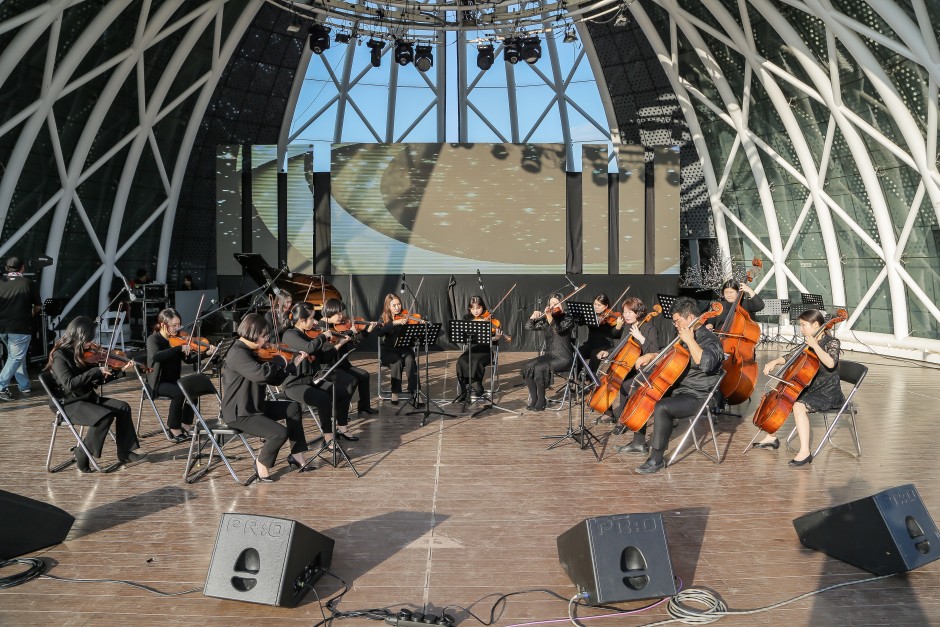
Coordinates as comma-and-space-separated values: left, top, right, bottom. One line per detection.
100, 310, 125, 331
39, 370, 68, 414
838, 360, 867, 387
177, 373, 219, 403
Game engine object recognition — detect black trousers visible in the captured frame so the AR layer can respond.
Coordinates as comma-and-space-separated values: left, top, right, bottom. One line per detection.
338, 362, 371, 410
70, 398, 140, 461
456, 345, 492, 391
647, 395, 708, 452
381, 346, 417, 394
283, 383, 336, 434
226, 400, 306, 467
154, 382, 193, 430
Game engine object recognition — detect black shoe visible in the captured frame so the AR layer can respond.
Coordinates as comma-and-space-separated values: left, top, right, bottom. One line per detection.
525, 404, 536, 411
788, 454, 813, 467
752, 438, 780, 450
390, 394, 400, 405
471, 383, 485, 396
122, 451, 148, 464
616, 440, 650, 454
336, 431, 359, 441
171, 432, 189, 444
634, 458, 665, 475
180, 425, 192, 437
0, 389, 13, 402
358, 406, 378, 415
455, 391, 469, 403
286, 454, 302, 470
75, 449, 91, 473
253, 473, 274, 483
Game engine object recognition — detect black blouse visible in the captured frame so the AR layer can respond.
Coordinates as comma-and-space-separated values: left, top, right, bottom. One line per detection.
525, 314, 576, 361
221, 341, 293, 420
146, 332, 196, 389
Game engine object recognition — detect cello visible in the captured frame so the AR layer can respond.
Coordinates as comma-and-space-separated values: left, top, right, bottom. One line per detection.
749, 308, 848, 435
617, 302, 724, 432
588, 305, 662, 414
717, 259, 763, 405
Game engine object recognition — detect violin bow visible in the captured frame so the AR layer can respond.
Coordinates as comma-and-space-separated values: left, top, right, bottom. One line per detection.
611, 285, 631, 310
488, 283, 517, 315
407, 277, 425, 316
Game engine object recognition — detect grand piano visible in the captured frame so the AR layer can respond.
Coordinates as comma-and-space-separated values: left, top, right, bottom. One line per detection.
234, 253, 341, 309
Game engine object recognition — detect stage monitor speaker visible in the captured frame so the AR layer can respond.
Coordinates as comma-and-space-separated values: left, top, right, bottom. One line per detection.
556, 513, 677, 605
0, 490, 75, 559
204, 513, 334, 607
793, 484, 940, 575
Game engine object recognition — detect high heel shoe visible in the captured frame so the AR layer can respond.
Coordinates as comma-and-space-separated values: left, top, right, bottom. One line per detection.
254, 462, 274, 482
286, 454, 302, 470
336, 431, 359, 442
751, 438, 780, 450
788, 454, 813, 467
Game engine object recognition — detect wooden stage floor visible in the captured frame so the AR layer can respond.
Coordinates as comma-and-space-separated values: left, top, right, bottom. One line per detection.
2, 346, 939, 625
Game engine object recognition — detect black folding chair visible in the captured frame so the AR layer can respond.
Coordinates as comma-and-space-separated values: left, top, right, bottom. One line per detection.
666, 372, 727, 466
786, 360, 865, 459
133, 366, 172, 440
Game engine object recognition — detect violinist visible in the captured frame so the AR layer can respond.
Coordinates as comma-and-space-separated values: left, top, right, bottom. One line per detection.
456, 296, 501, 402
521, 293, 576, 411
377, 294, 419, 405
320, 298, 378, 415
46, 316, 147, 472
146, 308, 217, 443
579, 293, 622, 373
707, 279, 764, 330
597, 297, 661, 432
265, 292, 293, 332
752, 309, 844, 467
221, 313, 309, 482
632, 297, 724, 475
280, 302, 356, 446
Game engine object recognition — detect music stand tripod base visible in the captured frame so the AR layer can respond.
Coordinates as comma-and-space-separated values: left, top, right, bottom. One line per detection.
541, 349, 603, 459
393, 323, 453, 425
306, 352, 362, 477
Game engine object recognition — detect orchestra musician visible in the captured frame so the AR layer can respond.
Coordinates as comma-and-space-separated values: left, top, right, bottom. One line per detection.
319, 298, 378, 415
221, 313, 309, 482
632, 297, 724, 475
578, 293, 623, 374
751, 309, 844, 467
265, 291, 293, 332
707, 279, 764, 330
376, 294, 419, 404
455, 296, 501, 402
146, 308, 216, 443
47, 316, 147, 472
521, 293, 576, 411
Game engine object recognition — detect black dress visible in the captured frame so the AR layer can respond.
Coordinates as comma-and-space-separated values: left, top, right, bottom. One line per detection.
145, 332, 197, 430
579, 320, 622, 374
521, 314, 576, 408
455, 314, 495, 394
795, 334, 845, 413
49, 350, 141, 467
376, 320, 418, 394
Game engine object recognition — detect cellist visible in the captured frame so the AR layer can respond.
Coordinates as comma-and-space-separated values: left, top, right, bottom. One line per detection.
751, 309, 844, 466
630, 297, 724, 475
707, 279, 764, 330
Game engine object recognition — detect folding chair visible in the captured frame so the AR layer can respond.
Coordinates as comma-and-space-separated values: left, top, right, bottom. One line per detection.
98, 310, 128, 352
545, 358, 579, 411
40, 371, 119, 473
375, 343, 394, 401
785, 360, 865, 459
178, 373, 258, 485
133, 367, 172, 440
666, 371, 727, 466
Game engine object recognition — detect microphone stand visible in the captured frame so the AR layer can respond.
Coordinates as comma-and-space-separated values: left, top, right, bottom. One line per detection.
305, 350, 361, 477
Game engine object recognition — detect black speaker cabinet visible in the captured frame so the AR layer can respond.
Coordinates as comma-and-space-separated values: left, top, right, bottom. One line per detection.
793, 484, 940, 575
557, 513, 677, 605
204, 513, 335, 607
0, 490, 75, 560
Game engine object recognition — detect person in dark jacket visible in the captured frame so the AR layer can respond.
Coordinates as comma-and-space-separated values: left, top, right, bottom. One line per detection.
631, 297, 724, 475
455, 295, 503, 402
47, 316, 146, 472
318, 298, 377, 415
221, 313, 309, 482
521, 293, 576, 411
146, 308, 216, 443
376, 293, 419, 404
707, 279, 764, 331
578, 293, 622, 374
0, 256, 41, 400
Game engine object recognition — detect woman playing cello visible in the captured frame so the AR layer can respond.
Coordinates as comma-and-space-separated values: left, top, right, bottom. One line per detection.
751, 309, 844, 467
521, 293, 576, 412
707, 279, 764, 330
455, 296, 502, 402
376, 293, 419, 404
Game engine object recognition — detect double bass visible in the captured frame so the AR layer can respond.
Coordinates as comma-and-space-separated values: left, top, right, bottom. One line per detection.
750, 308, 848, 435
588, 305, 662, 414
717, 259, 763, 405
618, 303, 724, 432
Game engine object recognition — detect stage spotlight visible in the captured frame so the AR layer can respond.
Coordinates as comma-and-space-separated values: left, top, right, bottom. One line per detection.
476, 43, 494, 70
563, 28, 577, 43
367, 39, 383, 67
415, 44, 433, 72
521, 36, 541, 64
335, 32, 350, 44
395, 41, 414, 66
503, 38, 521, 64
308, 24, 331, 54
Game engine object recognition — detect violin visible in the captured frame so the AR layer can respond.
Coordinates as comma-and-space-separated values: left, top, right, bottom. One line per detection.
598, 307, 622, 327
618, 302, 724, 432
168, 330, 212, 354
532, 284, 586, 320
474, 310, 512, 342
750, 308, 848, 435
331, 316, 379, 333
588, 305, 662, 414
303, 324, 355, 347
254, 343, 316, 363
717, 258, 764, 405
394, 309, 425, 324
82, 344, 153, 373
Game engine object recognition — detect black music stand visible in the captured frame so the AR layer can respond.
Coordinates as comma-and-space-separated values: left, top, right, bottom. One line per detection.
757, 298, 786, 344
305, 351, 361, 477
657, 294, 678, 317
396, 323, 452, 425
566, 301, 599, 327
543, 347, 602, 458
448, 320, 491, 410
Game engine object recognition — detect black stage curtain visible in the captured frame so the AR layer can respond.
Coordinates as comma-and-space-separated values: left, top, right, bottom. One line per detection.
313, 172, 331, 274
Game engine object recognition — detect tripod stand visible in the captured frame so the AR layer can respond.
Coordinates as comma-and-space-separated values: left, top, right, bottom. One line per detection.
543, 348, 603, 458
396, 323, 452, 426
305, 351, 361, 477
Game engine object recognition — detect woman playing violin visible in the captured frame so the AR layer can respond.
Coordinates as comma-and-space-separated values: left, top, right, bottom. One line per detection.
579, 293, 623, 373
320, 298, 378, 416
521, 293, 576, 412
598, 297, 661, 431
279, 302, 355, 448
46, 316, 147, 472
631, 297, 724, 475
146, 308, 216, 443
706, 279, 764, 330
455, 296, 501, 403
752, 309, 844, 467
265, 292, 293, 332
377, 294, 419, 405
222, 313, 309, 482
